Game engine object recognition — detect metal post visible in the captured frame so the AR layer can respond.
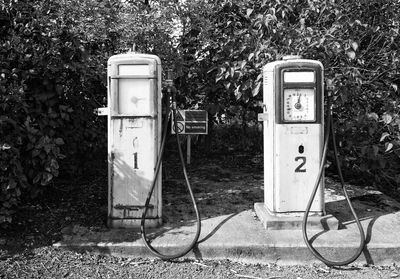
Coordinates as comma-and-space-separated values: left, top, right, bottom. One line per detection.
187, 135, 191, 165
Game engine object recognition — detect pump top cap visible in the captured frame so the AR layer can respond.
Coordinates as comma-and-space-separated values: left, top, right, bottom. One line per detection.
282, 55, 302, 60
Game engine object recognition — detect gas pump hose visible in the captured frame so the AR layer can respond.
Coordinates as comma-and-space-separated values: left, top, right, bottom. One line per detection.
140, 92, 201, 260
302, 95, 366, 266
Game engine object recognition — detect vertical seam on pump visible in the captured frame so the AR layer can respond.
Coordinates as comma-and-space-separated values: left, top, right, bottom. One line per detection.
157, 61, 162, 219
273, 66, 278, 212
110, 151, 114, 218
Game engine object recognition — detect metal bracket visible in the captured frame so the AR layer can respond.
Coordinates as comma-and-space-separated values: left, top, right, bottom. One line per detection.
114, 204, 154, 211
110, 75, 156, 79
258, 113, 269, 122
96, 107, 109, 116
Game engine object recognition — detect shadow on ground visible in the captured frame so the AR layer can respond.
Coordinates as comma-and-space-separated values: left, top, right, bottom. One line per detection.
1, 149, 400, 262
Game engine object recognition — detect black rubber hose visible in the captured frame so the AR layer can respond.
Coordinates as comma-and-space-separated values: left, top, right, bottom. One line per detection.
302, 96, 366, 266
140, 94, 201, 260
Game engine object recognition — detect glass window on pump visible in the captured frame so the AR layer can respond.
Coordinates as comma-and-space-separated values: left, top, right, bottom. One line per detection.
281, 69, 317, 123
284, 71, 315, 83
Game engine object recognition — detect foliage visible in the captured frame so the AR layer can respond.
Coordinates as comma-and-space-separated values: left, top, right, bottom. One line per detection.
1, 0, 399, 226
180, 0, 400, 190
0, 0, 123, 226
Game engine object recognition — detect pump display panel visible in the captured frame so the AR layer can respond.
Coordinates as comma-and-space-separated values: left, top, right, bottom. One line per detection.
280, 70, 319, 124
283, 88, 316, 122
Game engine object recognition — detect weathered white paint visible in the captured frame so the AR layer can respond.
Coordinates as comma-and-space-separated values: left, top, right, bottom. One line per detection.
106, 53, 162, 228
274, 124, 324, 212
262, 59, 324, 215
118, 78, 152, 115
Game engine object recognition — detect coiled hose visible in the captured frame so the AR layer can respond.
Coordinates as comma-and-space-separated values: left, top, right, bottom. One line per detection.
302, 93, 366, 266
141, 92, 201, 260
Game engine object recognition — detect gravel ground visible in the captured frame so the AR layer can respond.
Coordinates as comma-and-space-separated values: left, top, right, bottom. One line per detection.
1, 151, 400, 278
1, 247, 400, 279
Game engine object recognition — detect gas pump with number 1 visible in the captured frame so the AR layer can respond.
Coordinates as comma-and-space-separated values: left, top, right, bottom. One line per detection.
98, 52, 201, 260
254, 56, 334, 229
98, 53, 162, 228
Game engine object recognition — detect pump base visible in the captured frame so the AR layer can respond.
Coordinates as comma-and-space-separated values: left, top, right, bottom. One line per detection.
254, 203, 339, 231
108, 218, 162, 229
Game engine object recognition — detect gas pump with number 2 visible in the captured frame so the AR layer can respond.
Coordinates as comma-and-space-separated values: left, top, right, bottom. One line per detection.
260, 57, 324, 215
256, 56, 366, 266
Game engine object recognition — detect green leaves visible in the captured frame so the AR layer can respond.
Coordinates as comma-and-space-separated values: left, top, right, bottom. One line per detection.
0, 144, 11, 151
346, 50, 356, 60
252, 81, 261, 97
207, 0, 400, 189
385, 142, 393, 152
345, 40, 358, 60
367, 113, 379, 121
380, 132, 390, 142
55, 138, 64, 145
0, 0, 111, 226
351, 41, 359, 51
1, 0, 399, 225
246, 8, 253, 17
382, 113, 393, 124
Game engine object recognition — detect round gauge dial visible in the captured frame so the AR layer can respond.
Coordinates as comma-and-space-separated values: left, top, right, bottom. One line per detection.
283, 88, 315, 122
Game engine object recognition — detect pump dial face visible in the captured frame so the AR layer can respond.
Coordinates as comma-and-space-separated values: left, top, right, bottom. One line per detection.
283, 88, 315, 122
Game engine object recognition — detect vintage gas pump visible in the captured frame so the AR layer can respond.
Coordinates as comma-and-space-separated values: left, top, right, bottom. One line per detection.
255, 56, 325, 222
255, 56, 366, 266
98, 52, 162, 228
98, 52, 201, 260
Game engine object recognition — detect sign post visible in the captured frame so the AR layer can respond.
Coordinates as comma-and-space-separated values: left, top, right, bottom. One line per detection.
187, 135, 191, 164
172, 110, 208, 164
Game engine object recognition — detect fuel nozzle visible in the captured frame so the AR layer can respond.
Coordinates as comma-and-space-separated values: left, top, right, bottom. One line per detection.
326, 78, 334, 97
325, 78, 335, 114
165, 69, 174, 87
164, 69, 177, 109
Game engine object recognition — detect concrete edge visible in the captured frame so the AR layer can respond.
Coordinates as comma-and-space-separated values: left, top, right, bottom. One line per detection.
53, 241, 400, 265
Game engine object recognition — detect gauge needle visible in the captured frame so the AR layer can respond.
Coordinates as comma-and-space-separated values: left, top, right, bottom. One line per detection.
294, 94, 302, 110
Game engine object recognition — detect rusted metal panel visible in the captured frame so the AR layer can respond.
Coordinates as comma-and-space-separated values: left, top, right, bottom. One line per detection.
106, 53, 162, 228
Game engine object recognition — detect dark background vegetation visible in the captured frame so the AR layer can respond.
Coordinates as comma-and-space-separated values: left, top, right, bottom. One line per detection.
0, 0, 399, 227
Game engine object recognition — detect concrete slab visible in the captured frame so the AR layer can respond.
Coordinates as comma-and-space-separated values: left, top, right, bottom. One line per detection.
254, 202, 339, 230
55, 195, 400, 265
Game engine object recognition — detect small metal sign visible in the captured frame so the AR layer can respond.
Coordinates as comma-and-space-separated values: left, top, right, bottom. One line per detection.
171, 110, 208, 135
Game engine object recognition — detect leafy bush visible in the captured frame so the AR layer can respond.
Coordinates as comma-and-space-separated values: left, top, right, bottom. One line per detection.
0, 144, 24, 224
0, 0, 121, 226
0, 0, 185, 226
1, 0, 399, 226
207, 0, 400, 191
